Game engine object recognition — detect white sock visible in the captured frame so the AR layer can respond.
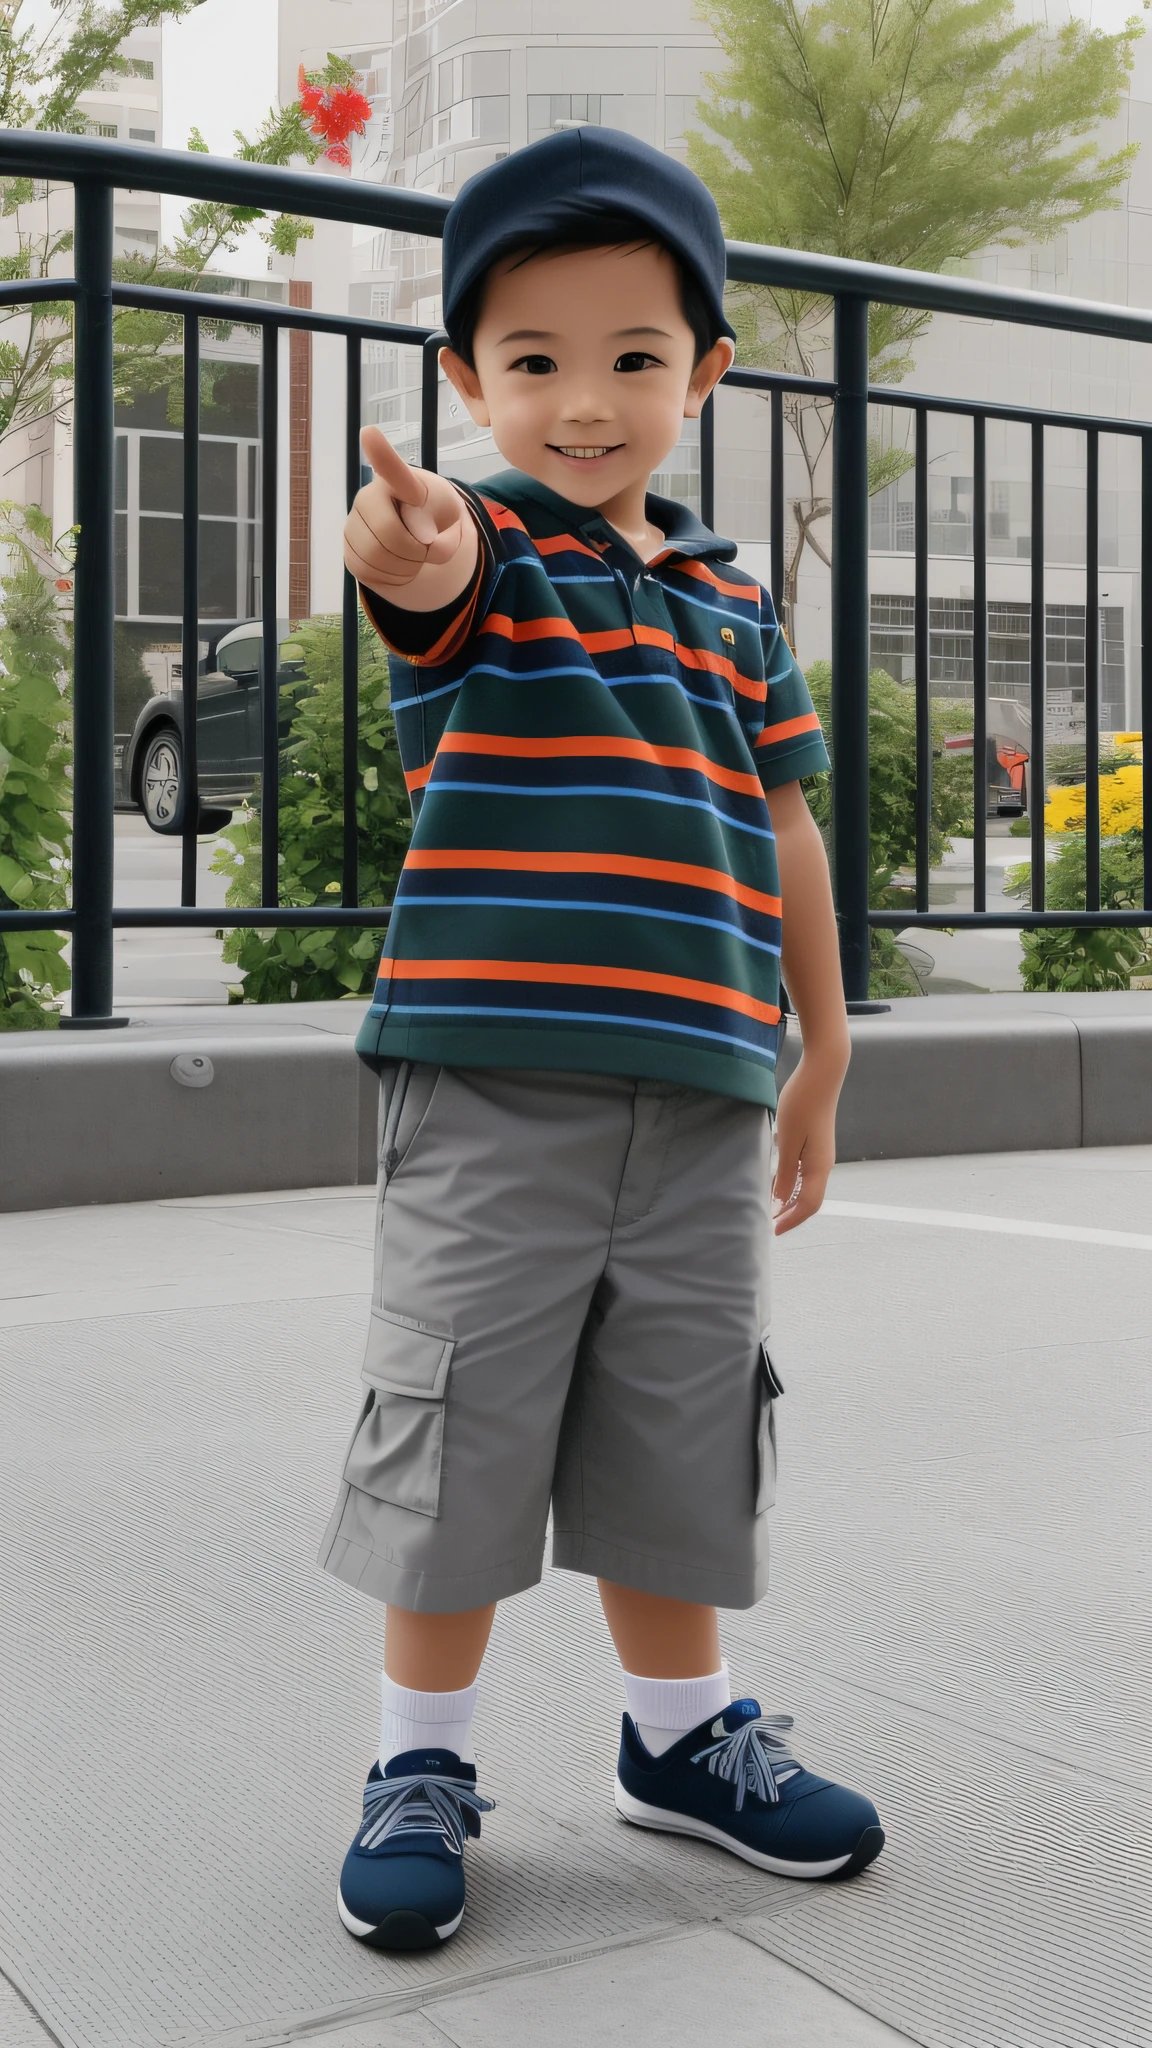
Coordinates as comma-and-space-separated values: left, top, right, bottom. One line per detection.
379, 1674, 477, 1768
622, 1664, 732, 1757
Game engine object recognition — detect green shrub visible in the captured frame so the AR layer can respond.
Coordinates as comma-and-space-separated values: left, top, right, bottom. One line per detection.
0, 508, 72, 1028
211, 613, 410, 1002
802, 662, 974, 995
1005, 828, 1149, 991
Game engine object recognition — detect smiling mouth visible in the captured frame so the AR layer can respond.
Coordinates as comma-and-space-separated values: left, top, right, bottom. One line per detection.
549, 444, 623, 459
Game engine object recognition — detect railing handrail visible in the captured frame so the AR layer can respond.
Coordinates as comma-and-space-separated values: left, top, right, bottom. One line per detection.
1, 127, 1149, 1016
4, 128, 1152, 351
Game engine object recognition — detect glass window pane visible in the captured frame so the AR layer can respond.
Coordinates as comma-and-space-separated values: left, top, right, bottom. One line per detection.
139, 436, 182, 513
200, 441, 236, 516
199, 520, 236, 618
114, 435, 127, 511
138, 515, 181, 616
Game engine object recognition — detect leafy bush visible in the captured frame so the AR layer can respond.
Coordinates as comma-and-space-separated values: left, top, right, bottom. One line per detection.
0, 507, 72, 1028
1005, 827, 1149, 991
210, 613, 410, 1002
802, 661, 974, 995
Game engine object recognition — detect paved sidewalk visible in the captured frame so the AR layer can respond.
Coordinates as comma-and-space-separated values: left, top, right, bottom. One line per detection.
1, 1147, 1148, 2048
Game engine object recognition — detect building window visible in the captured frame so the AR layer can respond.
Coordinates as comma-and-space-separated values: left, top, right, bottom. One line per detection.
122, 57, 155, 78
869, 596, 1126, 725
528, 93, 602, 144
472, 96, 509, 141
128, 127, 156, 141
91, 121, 118, 138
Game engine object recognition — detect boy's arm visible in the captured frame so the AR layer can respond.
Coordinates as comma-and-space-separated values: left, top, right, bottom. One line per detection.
762, 779, 851, 1235
344, 425, 479, 614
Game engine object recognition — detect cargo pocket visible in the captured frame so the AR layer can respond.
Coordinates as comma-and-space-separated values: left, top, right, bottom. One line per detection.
755, 1343, 784, 1514
342, 1308, 456, 1518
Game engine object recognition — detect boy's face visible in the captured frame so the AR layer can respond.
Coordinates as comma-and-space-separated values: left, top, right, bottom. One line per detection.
440, 242, 733, 510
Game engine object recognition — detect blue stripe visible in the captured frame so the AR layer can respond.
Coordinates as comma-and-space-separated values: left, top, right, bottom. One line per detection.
393, 894, 782, 954
375, 1000, 776, 1061
424, 780, 776, 840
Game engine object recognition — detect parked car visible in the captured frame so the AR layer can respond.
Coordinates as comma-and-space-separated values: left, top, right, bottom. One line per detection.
125, 621, 308, 833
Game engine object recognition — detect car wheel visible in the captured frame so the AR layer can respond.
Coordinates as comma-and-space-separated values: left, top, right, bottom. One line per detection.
141, 725, 183, 831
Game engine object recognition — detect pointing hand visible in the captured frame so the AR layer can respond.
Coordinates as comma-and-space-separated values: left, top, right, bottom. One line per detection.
344, 425, 471, 595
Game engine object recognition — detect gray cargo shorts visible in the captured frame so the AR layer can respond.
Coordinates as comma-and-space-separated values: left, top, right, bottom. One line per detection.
318, 1063, 780, 1613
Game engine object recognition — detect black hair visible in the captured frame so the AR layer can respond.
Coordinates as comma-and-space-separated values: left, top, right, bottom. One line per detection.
445, 213, 719, 370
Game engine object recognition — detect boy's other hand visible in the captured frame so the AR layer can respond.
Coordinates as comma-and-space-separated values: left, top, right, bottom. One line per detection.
771, 1054, 839, 1235
344, 426, 472, 597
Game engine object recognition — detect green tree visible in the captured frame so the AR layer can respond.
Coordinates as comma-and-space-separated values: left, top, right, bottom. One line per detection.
691, 0, 1140, 636
209, 615, 411, 1003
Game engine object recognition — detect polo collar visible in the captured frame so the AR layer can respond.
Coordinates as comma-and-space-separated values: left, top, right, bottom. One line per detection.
477, 467, 738, 566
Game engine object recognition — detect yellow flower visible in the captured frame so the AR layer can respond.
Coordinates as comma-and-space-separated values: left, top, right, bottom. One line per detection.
1045, 762, 1143, 835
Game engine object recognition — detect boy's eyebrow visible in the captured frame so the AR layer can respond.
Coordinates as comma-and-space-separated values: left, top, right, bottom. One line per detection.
495, 324, 675, 345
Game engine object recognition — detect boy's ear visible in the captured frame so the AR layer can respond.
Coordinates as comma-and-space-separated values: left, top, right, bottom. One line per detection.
683, 337, 736, 420
439, 346, 491, 428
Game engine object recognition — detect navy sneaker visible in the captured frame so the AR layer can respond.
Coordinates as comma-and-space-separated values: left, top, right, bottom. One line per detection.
337, 1749, 494, 1950
615, 1699, 884, 1880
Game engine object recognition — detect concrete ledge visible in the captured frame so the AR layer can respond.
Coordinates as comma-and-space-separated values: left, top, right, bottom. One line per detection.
4, 992, 1152, 1208
779, 1011, 1084, 1159
0, 1030, 379, 1211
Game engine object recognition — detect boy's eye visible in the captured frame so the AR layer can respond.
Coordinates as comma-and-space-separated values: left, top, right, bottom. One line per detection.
511, 354, 556, 375
614, 351, 661, 373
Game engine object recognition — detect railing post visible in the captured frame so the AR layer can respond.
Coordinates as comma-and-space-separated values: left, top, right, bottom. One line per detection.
180, 313, 200, 906
342, 335, 362, 908
831, 294, 871, 1003
699, 391, 715, 531
260, 323, 279, 908
64, 180, 125, 1027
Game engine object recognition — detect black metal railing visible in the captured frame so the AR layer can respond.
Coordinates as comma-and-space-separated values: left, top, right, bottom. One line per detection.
0, 128, 1149, 1017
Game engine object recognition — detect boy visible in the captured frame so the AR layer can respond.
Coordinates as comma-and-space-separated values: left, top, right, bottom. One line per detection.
321, 126, 883, 1952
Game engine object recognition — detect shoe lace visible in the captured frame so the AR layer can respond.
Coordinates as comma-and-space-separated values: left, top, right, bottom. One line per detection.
358, 1772, 495, 1856
690, 1713, 799, 1811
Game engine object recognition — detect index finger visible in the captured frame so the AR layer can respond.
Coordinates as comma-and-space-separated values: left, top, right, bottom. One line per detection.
360, 425, 427, 508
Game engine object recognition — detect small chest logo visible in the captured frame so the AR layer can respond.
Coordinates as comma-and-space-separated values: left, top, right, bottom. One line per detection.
720, 626, 736, 645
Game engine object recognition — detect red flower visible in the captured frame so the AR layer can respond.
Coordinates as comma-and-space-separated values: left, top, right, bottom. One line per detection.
297, 67, 372, 164
54, 577, 73, 592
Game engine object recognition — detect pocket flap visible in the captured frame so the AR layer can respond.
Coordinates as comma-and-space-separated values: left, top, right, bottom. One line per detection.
759, 1343, 785, 1399
362, 1309, 455, 1401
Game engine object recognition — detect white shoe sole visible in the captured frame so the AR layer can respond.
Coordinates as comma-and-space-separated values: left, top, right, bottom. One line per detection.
613, 1779, 852, 1879
337, 1888, 464, 1941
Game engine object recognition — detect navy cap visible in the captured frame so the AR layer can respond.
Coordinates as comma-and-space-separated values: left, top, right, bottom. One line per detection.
442, 127, 736, 344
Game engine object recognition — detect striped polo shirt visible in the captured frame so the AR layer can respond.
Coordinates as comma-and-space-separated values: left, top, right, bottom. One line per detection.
355, 468, 829, 1106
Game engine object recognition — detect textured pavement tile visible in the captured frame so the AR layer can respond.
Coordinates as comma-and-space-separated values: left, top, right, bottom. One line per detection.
1, 1153, 1147, 2048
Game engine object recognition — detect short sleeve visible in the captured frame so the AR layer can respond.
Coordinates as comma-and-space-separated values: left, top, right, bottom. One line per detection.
753, 590, 831, 788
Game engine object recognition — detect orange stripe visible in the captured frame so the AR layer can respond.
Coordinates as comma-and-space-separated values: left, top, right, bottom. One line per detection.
534, 531, 604, 561
580, 627, 636, 653
634, 623, 676, 652
755, 711, 823, 747
479, 611, 582, 643
675, 560, 760, 602
402, 847, 781, 917
378, 955, 780, 1026
404, 762, 434, 792
676, 641, 766, 701
479, 497, 528, 533
433, 731, 763, 797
